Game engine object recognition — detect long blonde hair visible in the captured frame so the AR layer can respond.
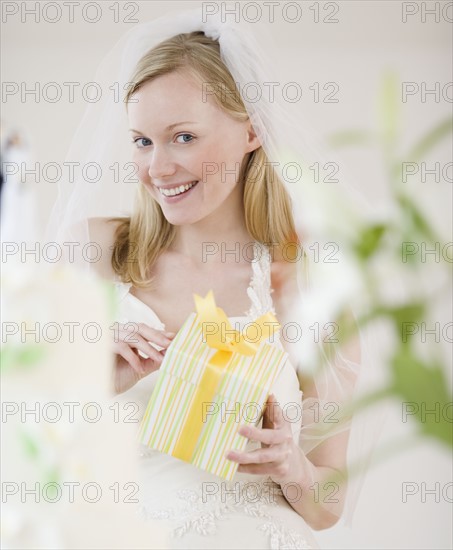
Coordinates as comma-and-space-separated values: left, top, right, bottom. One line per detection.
111, 31, 299, 287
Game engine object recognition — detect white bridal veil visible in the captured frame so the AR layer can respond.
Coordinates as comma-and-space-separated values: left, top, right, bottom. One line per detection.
45, 5, 380, 527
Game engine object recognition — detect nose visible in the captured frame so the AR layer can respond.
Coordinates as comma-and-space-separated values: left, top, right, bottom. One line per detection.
147, 145, 177, 180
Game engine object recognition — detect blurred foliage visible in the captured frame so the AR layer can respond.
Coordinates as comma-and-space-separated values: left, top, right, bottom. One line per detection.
0, 344, 47, 372
328, 71, 452, 448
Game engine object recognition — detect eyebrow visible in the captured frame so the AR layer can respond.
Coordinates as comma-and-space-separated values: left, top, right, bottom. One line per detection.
129, 121, 197, 133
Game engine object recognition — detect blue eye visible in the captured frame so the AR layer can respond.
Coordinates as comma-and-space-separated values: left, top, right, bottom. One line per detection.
176, 134, 194, 143
133, 137, 152, 148
132, 134, 194, 147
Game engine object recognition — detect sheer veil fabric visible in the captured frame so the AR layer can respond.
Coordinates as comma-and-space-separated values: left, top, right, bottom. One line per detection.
45, 5, 381, 531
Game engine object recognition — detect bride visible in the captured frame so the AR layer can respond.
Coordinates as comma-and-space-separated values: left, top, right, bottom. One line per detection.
53, 10, 362, 550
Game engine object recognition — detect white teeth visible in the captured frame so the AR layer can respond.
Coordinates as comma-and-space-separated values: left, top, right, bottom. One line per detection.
159, 181, 197, 197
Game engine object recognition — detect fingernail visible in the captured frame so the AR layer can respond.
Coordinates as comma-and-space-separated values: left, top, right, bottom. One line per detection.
165, 331, 176, 337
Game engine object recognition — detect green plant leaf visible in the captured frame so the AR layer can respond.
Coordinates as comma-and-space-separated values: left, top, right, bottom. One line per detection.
353, 224, 387, 260
101, 279, 118, 320
328, 130, 373, 148
388, 303, 426, 334
393, 117, 453, 183
43, 466, 61, 487
1, 344, 46, 372
404, 117, 453, 164
19, 430, 40, 460
397, 192, 439, 243
378, 71, 399, 149
391, 346, 453, 447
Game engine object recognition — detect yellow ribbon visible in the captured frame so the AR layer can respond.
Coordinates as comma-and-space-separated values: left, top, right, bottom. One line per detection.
172, 290, 281, 463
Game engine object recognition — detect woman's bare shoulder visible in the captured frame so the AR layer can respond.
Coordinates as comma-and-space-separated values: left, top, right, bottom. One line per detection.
270, 251, 299, 322
270, 246, 299, 291
88, 217, 123, 280
88, 217, 121, 244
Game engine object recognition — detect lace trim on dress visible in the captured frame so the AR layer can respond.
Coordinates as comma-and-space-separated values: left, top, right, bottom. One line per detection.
138, 476, 313, 549
245, 241, 276, 319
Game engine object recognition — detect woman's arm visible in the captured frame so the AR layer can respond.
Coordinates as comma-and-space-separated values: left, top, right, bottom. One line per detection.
227, 352, 358, 530
278, 333, 360, 530
87, 217, 119, 280
270, 255, 361, 529
87, 217, 175, 395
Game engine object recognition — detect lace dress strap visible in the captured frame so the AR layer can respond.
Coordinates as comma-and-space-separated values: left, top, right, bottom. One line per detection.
113, 276, 132, 300
245, 241, 276, 319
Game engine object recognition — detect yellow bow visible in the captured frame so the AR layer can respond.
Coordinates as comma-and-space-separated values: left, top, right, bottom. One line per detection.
194, 290, 280, 355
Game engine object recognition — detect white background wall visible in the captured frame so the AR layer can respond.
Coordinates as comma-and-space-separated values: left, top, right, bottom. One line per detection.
2, 1, 452, 548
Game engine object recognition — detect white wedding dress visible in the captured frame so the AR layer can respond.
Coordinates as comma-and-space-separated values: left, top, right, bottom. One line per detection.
114, 242, 319, 549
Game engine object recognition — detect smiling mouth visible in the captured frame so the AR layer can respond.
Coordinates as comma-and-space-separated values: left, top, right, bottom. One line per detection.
158, 181, 199, 197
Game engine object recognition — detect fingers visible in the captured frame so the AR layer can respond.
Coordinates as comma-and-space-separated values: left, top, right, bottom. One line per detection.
114, 322, 175, 364
236, 462, 290, 479
263, 393, 285, 429
111, 322, 175, 394
226, 442, 293, 482
226, 394, 293, 472
118, 322, 174, 349
135, 323, 175, 348
226, 446, 290, 466
115, 341, 164, 376
120, 331, 164, 364
113, 341, 144, 375
238, 424, 285, 446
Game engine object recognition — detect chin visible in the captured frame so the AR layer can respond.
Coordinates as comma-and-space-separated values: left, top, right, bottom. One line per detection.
161, 211, 200, 226
159, 200, 212, 226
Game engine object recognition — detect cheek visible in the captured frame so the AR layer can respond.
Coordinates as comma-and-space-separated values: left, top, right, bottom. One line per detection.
133, 153, 151, 184
208, 137, 240, 162
203, 140, 245, 186
196, 139, 240, 180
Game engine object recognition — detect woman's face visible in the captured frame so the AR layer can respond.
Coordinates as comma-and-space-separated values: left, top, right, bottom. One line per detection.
127, 70, 260, 226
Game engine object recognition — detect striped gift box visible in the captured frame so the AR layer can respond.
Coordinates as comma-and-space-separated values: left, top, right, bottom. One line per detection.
138, 296, 288, 481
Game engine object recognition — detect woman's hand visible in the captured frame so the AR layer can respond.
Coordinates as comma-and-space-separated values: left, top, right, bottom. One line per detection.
112, 322, 175, 395
225, 393, 303, 486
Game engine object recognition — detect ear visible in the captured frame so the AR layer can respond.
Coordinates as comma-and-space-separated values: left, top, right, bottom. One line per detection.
245, 119, 262, 153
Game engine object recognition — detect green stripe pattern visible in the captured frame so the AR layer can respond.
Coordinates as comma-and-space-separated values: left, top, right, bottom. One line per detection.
137, 312, 288, 481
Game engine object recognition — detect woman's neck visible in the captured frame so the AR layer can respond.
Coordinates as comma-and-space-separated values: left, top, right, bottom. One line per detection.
170, 216, 253, 265
168, 180, 255, 265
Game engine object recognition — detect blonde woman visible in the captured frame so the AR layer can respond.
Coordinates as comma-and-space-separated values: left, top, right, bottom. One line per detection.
51, 10, 362, 549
